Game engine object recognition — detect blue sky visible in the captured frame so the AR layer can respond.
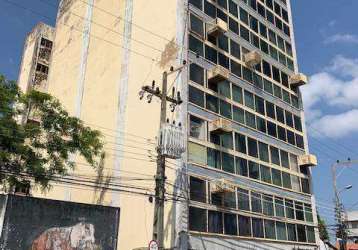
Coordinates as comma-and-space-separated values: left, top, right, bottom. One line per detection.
1, 0, 358, 239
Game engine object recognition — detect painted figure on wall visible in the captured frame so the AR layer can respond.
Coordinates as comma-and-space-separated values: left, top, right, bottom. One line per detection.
31, 222, 101, 250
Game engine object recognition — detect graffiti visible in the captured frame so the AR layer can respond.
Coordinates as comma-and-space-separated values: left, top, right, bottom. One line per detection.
31, 222, 101, 250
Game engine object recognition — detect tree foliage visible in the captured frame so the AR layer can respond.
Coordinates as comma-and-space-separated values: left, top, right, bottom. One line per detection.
318, 213, 330, 241
0, 75, 104, 190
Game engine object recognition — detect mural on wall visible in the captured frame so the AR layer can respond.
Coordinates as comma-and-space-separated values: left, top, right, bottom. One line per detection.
0, 195, 120, 250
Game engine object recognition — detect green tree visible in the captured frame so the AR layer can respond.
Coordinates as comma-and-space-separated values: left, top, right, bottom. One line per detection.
318, 213, 330, 241
0, 75, 104, 191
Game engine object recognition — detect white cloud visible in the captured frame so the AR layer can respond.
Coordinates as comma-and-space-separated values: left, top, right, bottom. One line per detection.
324, 34, 358, 44
302, 55, 358, 138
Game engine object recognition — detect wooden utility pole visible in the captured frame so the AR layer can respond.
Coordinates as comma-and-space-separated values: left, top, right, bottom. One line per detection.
140, 61, 186, 249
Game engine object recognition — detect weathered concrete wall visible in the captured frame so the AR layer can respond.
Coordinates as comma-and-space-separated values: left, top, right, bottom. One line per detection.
0, 194, 119, 250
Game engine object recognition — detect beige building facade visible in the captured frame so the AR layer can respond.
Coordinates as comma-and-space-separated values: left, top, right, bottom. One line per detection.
17, 0, 320, 249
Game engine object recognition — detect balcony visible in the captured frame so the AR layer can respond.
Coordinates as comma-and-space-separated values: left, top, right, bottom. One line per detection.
209, 118, 232, 134
207, 18, 228, 37
207, 65, 230, 85
244, 51, 262, 68
38, 47, 51, 64
211, 179, 235, 194
289, 73, 308, 88
32, 71, 48, 92
298, 154, 318, 168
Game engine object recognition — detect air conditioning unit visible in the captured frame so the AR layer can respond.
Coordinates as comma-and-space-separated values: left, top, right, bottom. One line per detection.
207, 65, 230, 85
289, 73, 308, 88
207, 18, 228, 37
211, 179, 235, 194
244, 51, 262, 68
298, 154, 317, 167
209, 118, 232, 133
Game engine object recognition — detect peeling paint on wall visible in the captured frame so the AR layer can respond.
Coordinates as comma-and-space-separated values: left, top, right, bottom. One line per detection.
158, 38, 179, 69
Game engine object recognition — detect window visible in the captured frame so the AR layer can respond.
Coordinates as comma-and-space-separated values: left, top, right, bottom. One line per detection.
207, 148, 220, 169
222, 152, 235, 174
230, 40, 241, 60
258, 4, 266, 18
273, 84, 282, 99
190, 177, 207, 203
297, 224, 307, 242
224, 213, 238, 235
206, 94, 218, 113
287, 223, 297, 241
218, 0, 227, 9
253, 72, 263, 89
280, 150, 289, 168
242, 66, 253, 82
272, 168, 282, 187
307, 226, 316, 243
277, 126, 286, 142
239, 8, 249, 25
267, 121, 277, 138
220, 100, 232, 119
262, 61, 271, 77
263, 195, 274, 216
255, 97, 265, 115
283, 89, 291, 103
250, 16, 259, 33
233, 106, 245, 124
249, 161, 260, 180
295, 202, 304, 221
260, 39, 269, 54
294, 115, 302, 132
270, 146, 280, 165
240, 25, 250, 42
296, 134, 304, 149
251, 192, 262, 213
285, 199, 295, 219
264, 79, 274, 94
232, 85, 243, 104
204, 0, 216, 18
189, 35, 204, 56
269, 29, 276, 44
218, 53, 229, 69
260, 165, 271, 183
291, 175, 301, 192
245, 111, 256, 129
238, 188, 250, 211
259, 142, 269, 162
281, 72, 289, 87
249, 0, 257, 10
272, 66, 281, 83
244, 91, 255, 110
237, 157, 248, 176
224, 191, 237, 208
290, 154, 298, 172
275, 197, 285, 217
189, 206, 207, 232
189, 115, 205, 140
218, 34, 229, 52
231, 60, 242, 77
305, 204, 313, 222
287, 130, 295, 145
189, 86, 204, 107
276, 106, 285, 123
282, 172, 292, 189
257, 117, 266, 133
208, 210, 223, 234
266, 10, 274, 24
190, 14, 204, 37
189, 142, 207, 165
266, 0, 273, 9
235, 133, 247, 153
239, 216, 252, 236
248, 138, 258, 158
189, 0, 202, 10
301, 178, 311, 194
264, 220, 276, 239
266, 101, 275, 119
252, 218, 264, 238
229, 0, 238, 17
276, 221, 287, 241
190, 63, 204, 85
229, 17, 239, 35
285, 111, 293, 128
251, 33, 260, 48
205, 45, 217, 64
259, 22, 267, 37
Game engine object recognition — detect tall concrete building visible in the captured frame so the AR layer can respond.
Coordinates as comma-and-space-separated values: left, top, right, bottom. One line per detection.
18, 22, 54, 93
21, 0, 319, 249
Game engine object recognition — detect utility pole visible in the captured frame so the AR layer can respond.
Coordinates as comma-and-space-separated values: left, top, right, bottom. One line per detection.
139, 61, 186, 249
332, 159, 356, 250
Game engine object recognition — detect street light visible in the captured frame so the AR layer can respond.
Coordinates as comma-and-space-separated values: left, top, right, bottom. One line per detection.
338, 185, 353, 194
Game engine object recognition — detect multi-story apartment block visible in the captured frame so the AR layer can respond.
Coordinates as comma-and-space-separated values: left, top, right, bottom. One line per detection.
20, 0, 318, 249
18, 22, 54, 93
346, 211, 358, 243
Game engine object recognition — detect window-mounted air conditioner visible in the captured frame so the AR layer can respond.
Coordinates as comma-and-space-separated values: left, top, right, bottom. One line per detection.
289, 73, 308, 88
207, 65, 230, 85
207, 18, 228, 37
244, 51, 262, 68
208, 118, 232, 134
210, 179, 235, 194
298, 154, 318, 168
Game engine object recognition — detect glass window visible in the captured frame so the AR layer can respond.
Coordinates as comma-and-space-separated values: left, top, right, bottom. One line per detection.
190, 63, 204, 85
274, 84, 282, 99
297, 224, 307, 242
263, 195, 274, 216
251, 33, 260, 48
262, 61, 271, 77
204, 0, 216, 18
218, 0, 227, 9
296, 134, 304, 149
259, 22, 267, 37
287, 58, 294, 71
233, 106, 245, 124
250, 16, 259, 33
283, 89, 291, 104
295, 202, 304, 221
189, 206, 207, 232
301, 178, 311, 194
251, 192, 262, 213
292, 95, 299, 109
238, 188, 250, 211
240, 25, 250, 42
220, 100, 232, 119
259, 142, 269, 163
277, 126, 286, 141
230, 39, 241, 60
270, 46, 278, 61
189, 35, 204, 57
208, 210, 223, 234
190, 115, 206, 140
222, 152, 235, 174
307, 226, 316, 243
239, 7, 249, 25
206, 94, 218, 113
264, 220, 276, 239
287, 223, 297, 241
272, 168, 282, 187
242, 66, 253, 82
218, 53, 230, 69
260, 39, 269, 54
290, 154, 299, 172
207, 148, 220, 169
266, 0, 273, 9
268, 29, 276, 44
224, 191, 237, 209
280, 150, 289, 168
285, 111, 294, 127
253, 72, 263, 89
218, 33, 229, 52
260, 165, 271, 183
282, 9, 289, 22
189, 0, 202, 10
258, 4, 266, 18
276, 221, 287, 241
190, 14, 204, 37
229, 0, 238, 17
257, 117, 267, 133
249, 0, 257, 10
252, 218, 264, 238
232, 85, 243, 104
285, 199, 295, 219
190, 177, 207, 203
245, 111, 256, 129
267, 121, 277, 138
231, 60, 242, 77
270, 146, 280, 165
291, 175, 301, 192
236, 157, 248, 176
264, 79, 274, 94
272, 66, 281, 83
224, 213, 238, 235
235, 133, 247, 154
239, 216, 252, 236
276, 106, 285, 123
249, 161, 260, 180
266, 101, 275, 119
282, 172, 292, 189
275, 197, 285, 217
244, 91, 255, 110
266, 10, 274, 24
247, 138, 258, 158
189, 142, 207, 165
287, 130, 295, 145
281, 72, 289, 87
255, 96, 265, 115
205, 45, 217, 64
305, 204, 313, 222
294, 115, 302, 132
